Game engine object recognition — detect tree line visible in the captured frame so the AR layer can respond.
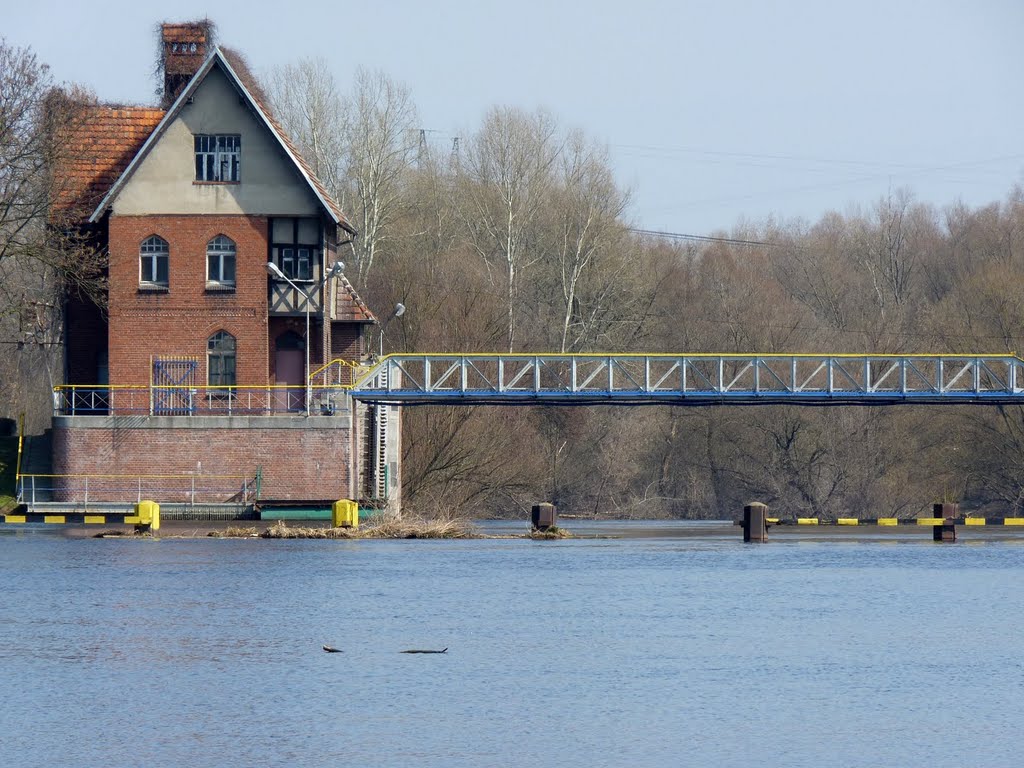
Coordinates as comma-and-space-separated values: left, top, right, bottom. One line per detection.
269, 58, 1024, 519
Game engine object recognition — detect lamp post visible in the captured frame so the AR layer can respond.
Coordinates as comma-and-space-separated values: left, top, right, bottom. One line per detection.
379, 302, 406, 358
266, 259, 345, 415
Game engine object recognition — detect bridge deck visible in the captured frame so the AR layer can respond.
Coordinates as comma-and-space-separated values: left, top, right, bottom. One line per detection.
348, 353, 1024, 405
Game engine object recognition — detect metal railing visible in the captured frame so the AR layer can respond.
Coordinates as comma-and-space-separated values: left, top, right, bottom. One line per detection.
347, 353, 1024, 405
54, 354, 1024, 411
53, 385, 352, 417
310, 358, 370, 387
16, 473, 259, 507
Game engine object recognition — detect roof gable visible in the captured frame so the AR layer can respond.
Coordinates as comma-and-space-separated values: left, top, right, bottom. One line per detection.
88, 48, 353, 232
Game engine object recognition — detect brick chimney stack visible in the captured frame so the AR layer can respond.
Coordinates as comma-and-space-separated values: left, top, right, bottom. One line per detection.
160, 21, 212, 107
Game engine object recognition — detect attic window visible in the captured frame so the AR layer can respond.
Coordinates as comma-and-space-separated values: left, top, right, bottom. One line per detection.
195, 135, 240, 182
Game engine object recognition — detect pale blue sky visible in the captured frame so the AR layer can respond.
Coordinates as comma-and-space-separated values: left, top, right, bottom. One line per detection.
8, 0, 1023, 234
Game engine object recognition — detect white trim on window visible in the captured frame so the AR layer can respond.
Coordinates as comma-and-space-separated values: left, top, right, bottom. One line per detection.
206, 234, 237, 288
140, 235, 169, 288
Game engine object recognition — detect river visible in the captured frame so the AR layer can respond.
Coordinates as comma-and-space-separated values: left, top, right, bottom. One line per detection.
2, 521, 1023, 767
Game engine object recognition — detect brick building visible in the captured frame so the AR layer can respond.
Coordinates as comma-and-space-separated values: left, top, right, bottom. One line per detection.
50, 22, 400, 510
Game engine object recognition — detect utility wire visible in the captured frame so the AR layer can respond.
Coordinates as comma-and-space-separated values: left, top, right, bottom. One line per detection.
627, 228, 791, 248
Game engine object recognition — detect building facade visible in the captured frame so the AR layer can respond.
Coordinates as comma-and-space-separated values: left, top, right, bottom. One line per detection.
50, 22, 399, 510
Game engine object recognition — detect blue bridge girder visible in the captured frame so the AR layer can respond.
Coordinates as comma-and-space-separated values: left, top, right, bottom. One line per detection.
347, 353, 1024, 406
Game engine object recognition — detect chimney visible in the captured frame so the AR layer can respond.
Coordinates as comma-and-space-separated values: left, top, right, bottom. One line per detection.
160, 21, 212, 107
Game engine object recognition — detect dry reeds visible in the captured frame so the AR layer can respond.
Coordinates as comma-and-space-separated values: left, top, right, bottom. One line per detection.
527, 525, 571, 540
208, 526, 259, 538
365, 512, 475, 539
258, 512, 478, 540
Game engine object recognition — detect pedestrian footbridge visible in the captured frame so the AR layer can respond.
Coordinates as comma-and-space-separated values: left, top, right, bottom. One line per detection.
347, 353, 1024, 406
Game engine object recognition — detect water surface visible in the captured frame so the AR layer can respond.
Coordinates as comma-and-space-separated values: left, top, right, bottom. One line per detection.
2, 522, 1022, 767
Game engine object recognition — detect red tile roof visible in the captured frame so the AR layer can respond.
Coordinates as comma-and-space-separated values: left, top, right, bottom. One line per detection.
54, 106, 164, 214
334, 273, 377, 323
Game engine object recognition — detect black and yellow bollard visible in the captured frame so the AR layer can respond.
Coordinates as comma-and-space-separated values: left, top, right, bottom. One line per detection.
742, 502, 768, 542
933, 502, 958, 542
332, 499, 359, 529
133, 500, 160, 533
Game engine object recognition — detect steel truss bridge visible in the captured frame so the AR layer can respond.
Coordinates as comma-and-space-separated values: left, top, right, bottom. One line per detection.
347, 353, 1024, 406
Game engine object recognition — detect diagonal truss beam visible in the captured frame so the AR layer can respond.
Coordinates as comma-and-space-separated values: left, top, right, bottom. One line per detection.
347, 354, 1024, 406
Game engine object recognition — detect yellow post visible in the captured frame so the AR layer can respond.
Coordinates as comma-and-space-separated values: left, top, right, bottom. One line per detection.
135, 500, 160, 532
332, 499, 359, 528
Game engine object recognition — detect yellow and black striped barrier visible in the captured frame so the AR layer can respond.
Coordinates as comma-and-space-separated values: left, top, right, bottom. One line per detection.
2, 501, 160, 531
739, 502, 1024, 543
764, 517, 1024, 526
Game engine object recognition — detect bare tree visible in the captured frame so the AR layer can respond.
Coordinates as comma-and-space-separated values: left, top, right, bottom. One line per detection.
266, 57, 346, 198
341, 68, 419, 286
1, 42, 103, 303
458, 107, 561, 351
552, 131, 628, 352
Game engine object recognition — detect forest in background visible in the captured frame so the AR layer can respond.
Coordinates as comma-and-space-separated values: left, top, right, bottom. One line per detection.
3, 40, 1024, 518
266, 60, 1024, 519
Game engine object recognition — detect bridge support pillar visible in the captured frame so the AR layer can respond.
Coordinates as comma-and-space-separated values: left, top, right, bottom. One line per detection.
742, 502, 768, 542
933, 502, 958, 542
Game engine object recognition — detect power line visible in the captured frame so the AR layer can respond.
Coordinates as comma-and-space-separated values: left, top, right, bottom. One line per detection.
627, 228, 791, 248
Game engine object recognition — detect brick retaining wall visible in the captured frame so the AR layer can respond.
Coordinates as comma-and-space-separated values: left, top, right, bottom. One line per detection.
52, 415, 355, 502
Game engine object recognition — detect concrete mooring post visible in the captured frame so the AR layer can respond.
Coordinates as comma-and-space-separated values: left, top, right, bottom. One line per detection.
742, 502, 769, 542
531, 503, 557, 532
933, 502, 959, 542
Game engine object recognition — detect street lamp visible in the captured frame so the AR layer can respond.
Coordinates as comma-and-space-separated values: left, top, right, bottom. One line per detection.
266, 259, 345, 415
379, 302, 406, 357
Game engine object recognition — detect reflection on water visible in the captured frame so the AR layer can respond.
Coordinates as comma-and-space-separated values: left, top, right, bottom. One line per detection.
3, 522, 1024, 768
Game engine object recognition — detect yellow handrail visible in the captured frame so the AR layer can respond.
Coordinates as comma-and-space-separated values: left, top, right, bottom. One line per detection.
309, 358, 365, 379
14, 412, 24, 481
363, 351, 1020, 360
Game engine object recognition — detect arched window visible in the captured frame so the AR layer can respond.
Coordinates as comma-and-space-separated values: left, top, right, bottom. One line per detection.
207, 331, 236, 387
207, 235, 236, 286
140, 235, 169, 287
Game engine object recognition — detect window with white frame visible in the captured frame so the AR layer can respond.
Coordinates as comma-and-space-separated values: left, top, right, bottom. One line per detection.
270, 217, 320, 281
140, 235, 169, 287
194, 134, 240, 182
206, 235, 236, 287
207, 331, 236, 387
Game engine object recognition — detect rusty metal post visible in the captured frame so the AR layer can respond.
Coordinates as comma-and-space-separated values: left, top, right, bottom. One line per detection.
933, 502, 958, 542
531, 503, 557, 531
743, 502, 768, 542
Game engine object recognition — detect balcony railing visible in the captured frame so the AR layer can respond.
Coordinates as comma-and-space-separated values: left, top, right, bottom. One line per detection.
54, 385, 352, 417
